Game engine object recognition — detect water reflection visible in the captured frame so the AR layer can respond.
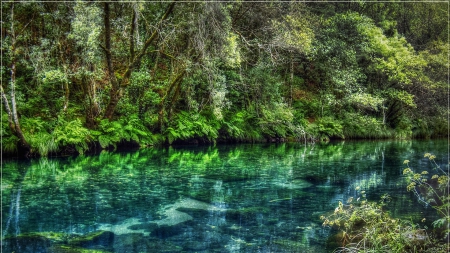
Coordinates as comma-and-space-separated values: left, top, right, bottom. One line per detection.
1, 140, 448, 252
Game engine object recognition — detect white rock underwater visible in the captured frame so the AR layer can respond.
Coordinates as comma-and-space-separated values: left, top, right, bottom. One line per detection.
97, 198, 226, 236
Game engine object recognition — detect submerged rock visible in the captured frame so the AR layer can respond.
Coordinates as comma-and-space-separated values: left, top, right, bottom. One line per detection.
272, 179, 313, 189
150, 221, 194, 238
69, 230, 114, 250
183, 241, 209, 251
98, 218, 150, 235
1, 231, 114, 253
98, 198, 225, 238
126, 222, 158, 232
3, 231, 68, 243
49, 245, 111, 253
2, 233, 52, 253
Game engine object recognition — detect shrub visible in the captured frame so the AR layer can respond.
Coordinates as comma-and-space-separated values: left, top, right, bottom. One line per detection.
21, 117, 59, 156
93, 114, 152, 149
322, 195, 443, 252
308, 117, 344, 141
165, 111, 220, 144
259, 102, 297, 138
222, 111, 246, 140
53, 118, 91, 154
342, 113, 390, 139
403, 154, 449, 238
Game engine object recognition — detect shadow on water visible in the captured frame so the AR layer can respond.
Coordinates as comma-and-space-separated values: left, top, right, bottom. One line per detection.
1, 139, 447, 252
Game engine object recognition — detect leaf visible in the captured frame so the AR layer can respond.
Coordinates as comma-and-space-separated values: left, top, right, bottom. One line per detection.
98, 135, 111, 149
432, 218, 446, 228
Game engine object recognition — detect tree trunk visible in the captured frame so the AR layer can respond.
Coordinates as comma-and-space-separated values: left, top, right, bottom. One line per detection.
58, 42, 70, 112
290, 55, 294, 106
7, 4, 30, 153
102, 2, 120, 120
103, 1, 177, 120
0, 85, 15, 133
158, 70, 186, 133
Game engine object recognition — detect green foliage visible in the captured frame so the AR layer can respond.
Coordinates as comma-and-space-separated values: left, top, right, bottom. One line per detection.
165, 111, 220, 144
362, 19, 427, 85
41, 69, 68, 85
412, 119, 430, 139
312, 12, 368, 94
403, 154, 449, 238
122, 72, 162, 117
259, 102, 298, 138
68, 1, 102, 64
347, 93, 384, 113
94, 120, 122, 149
2, 2, 447, 155
223, 32, 241, 68
386, 89, 416, 108
308, 117, 344, 141
222, 111, 245, 140
321, 195, 445, 253
0, 113, 18, 153
394, 116, 413, 139
342, 113, 390, 139
429, 117, 449, 138
322, 195, 444, 252
53, 118, 91, 154
20, 117, 58, 156
222, 108, 265, 142
94, 115, 152, 149
271, 12, 315, 54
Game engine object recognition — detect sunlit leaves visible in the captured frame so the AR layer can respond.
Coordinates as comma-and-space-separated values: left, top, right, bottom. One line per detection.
259, 102, 297, 138
272, 14, 315, 54
40, 69, 68, 86
361, 20, 427, 85
68, 1, 102, 64
386, 89, 416, 108
223, 32, 241, 68
348, 93, 384, 112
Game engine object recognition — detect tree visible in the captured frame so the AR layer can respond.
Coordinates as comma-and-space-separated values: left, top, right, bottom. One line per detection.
102, 1, 177, 120
1, 3, 31, 154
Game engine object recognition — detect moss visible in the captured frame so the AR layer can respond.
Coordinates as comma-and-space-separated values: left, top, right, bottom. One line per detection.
2, 231, 73, 253
49, 245, 111, 253
68, 230, 114, 249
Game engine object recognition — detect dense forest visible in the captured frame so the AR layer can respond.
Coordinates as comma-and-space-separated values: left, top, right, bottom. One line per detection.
1, 1, 448, 157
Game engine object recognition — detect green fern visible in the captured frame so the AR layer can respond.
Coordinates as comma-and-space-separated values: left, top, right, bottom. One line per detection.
222, 111, 245, 139
96, 119, 122, 149
53, 118, 91, 154
121, 115, 150, 145
18, 117, 60, 156
95, 115, 151, 149
28, 132, 59, 156
1, 134, 19, 153
165, 111, 220, 143
1, 115, 20, 153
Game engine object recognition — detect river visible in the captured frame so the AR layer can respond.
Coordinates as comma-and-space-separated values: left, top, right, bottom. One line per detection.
1, 139, 448, 252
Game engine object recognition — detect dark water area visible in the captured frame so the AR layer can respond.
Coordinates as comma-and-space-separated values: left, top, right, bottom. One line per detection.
1, 139, 448, 252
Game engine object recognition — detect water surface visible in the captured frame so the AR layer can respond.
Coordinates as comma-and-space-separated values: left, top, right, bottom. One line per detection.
1, 140, 448, 252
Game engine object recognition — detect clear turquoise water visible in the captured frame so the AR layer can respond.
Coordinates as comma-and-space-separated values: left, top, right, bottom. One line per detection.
1, 140, 448, 252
